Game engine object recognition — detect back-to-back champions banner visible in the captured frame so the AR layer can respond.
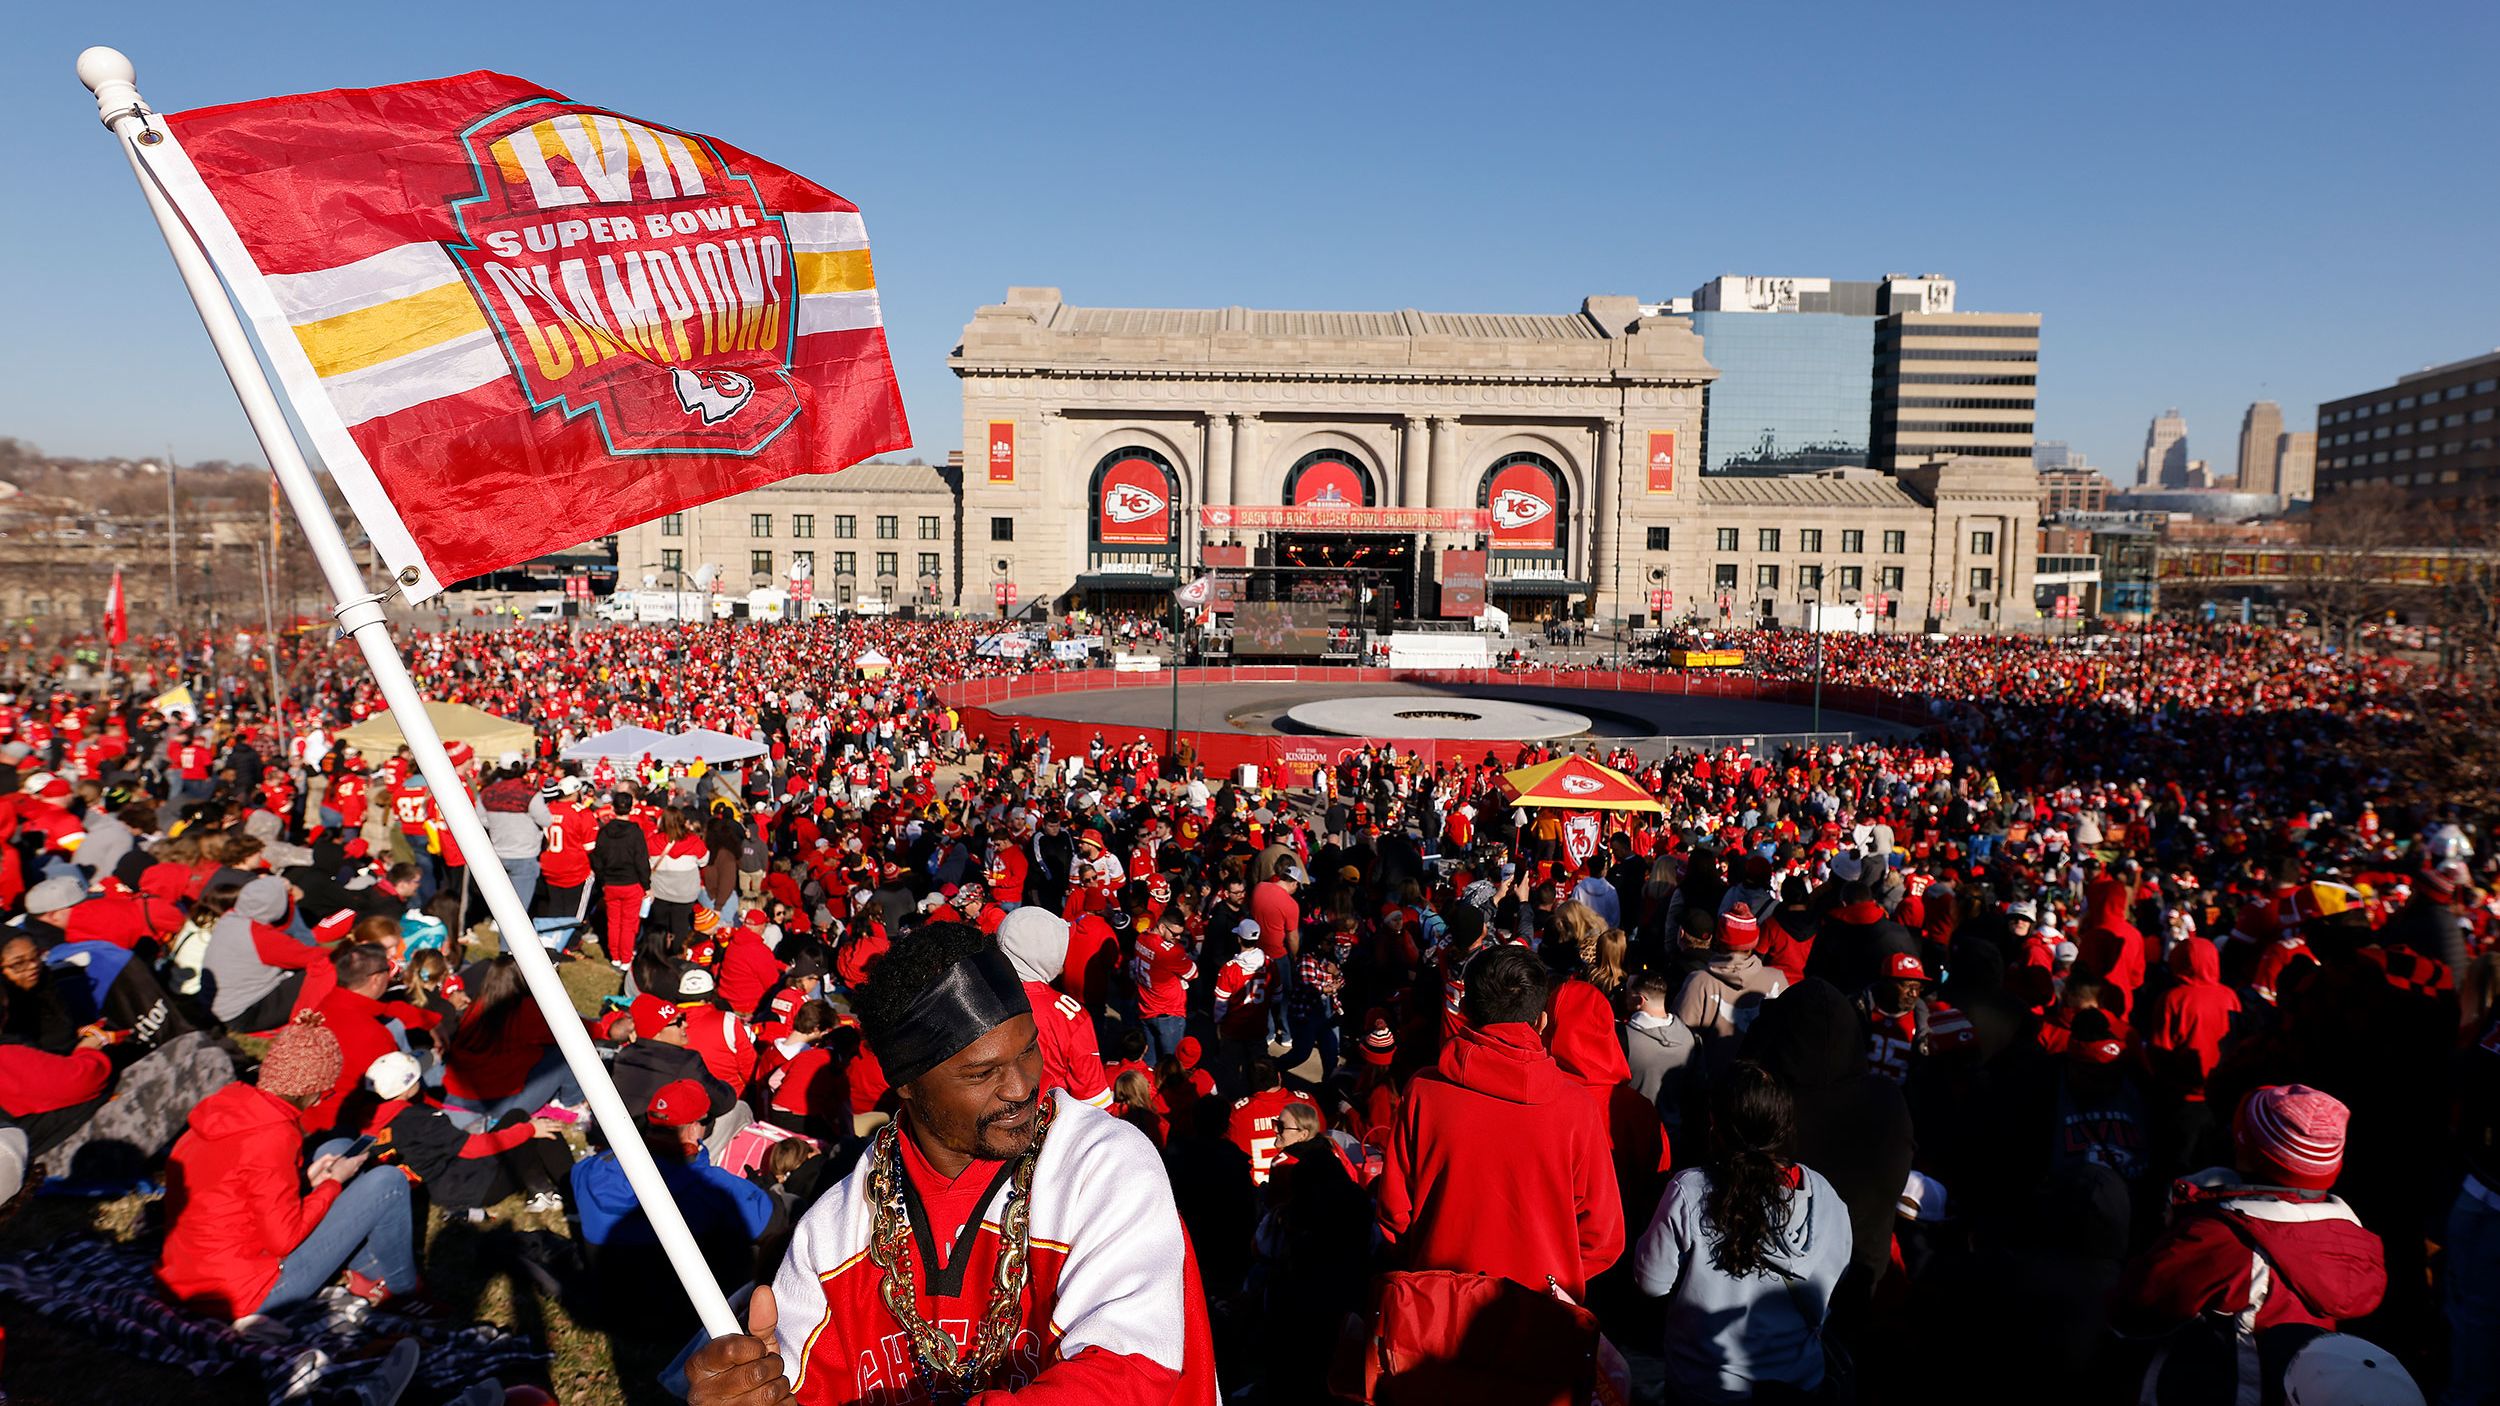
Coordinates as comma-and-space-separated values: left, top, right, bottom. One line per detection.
1200, 505, 1489, 533
143, 71, 909, 599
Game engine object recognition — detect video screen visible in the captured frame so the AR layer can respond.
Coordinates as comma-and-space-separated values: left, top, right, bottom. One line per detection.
1233, 601, 1332, 658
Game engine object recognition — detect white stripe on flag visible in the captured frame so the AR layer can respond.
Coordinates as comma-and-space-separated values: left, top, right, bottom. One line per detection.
783, 210, 868, 251
265, 242, 466, 322
322, 329, 509, 427
796, 289, 882, 336
138, 127, 441, 600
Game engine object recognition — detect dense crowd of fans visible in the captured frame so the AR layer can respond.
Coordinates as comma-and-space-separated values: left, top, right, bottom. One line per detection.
0, 610, 2488, 1405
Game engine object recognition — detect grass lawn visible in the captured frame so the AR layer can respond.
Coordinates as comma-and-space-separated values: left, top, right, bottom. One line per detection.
0, 939, 686, 1406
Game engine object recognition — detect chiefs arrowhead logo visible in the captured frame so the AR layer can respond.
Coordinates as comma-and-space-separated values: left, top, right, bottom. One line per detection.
1560, 774, 1604, 796
1491, 487, 1554, 531
671, 368, 754, 425
1104, 484, 1168, 524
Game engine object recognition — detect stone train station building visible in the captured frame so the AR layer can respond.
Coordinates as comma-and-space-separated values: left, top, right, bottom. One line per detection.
950, 286, 2037, 631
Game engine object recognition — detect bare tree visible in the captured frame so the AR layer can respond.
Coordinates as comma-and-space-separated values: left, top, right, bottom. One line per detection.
2280, 488, 2413, 652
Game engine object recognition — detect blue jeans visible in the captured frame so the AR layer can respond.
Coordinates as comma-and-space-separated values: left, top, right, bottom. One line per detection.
259, 1166, 417, 1311
2446, 1179, 2500, 1406
1142, 1015, 1186, 1067
500, 855, 540, 915
405, 846, 439, 909
442, 1048, 583, 1129
1281, 1008, 1339, 1083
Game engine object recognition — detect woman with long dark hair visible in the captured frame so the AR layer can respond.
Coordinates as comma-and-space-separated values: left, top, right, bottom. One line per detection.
438, 956, 579, 1125
1634, 1061, 1853, 1404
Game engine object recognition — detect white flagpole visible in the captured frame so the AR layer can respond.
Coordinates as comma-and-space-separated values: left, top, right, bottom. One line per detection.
77, 47, 743, 1340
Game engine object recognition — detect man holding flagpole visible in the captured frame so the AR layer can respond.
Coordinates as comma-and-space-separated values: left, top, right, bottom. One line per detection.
683, 921, 1216, 1405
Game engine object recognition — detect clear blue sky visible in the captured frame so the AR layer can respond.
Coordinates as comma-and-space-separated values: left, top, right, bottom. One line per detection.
5, 1, 2493, 484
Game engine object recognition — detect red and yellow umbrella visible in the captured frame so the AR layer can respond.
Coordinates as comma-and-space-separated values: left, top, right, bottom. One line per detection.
1498, 754, 1662, 813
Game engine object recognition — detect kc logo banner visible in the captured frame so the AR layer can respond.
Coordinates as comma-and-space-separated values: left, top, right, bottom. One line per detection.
143, 71, 908, 599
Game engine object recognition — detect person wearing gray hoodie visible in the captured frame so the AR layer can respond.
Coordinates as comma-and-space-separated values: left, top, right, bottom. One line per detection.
202, 874, 321, 1029
1634, 1062, 1853, 1405
1621, 971, 1698, 1131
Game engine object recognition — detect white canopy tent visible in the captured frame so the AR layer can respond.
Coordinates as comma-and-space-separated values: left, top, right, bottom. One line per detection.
560, 725, 769, 765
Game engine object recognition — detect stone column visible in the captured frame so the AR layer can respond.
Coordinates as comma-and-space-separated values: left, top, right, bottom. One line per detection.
1232, 414, 1259, 506
1400, 415, 1428, 510
1591, 418, 1621, 620
1205, 413, 1234, 509
1427, 416, 1461, 550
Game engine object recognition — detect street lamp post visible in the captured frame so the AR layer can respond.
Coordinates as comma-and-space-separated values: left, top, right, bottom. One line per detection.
1799, 566, 1863, 738
1800, 573, 1826, 736
639, 560, 698, 702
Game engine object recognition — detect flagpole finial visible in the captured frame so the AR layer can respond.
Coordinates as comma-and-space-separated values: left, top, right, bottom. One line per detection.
77, 47, 147, 130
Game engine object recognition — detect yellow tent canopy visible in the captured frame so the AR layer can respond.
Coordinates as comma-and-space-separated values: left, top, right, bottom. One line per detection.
336, 701, 535, 764
1497, 754, 1664, 813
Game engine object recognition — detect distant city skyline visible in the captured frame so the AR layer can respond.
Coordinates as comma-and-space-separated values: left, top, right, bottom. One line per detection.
1, 2, 2490, 497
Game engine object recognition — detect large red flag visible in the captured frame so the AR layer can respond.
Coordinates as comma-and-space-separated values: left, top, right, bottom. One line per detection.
104, 569, 128, 647
139, 72, 909, 600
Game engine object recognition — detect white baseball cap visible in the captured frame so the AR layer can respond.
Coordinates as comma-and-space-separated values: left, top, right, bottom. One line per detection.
2282, 1334, 2423, 1406
363, 1051, 423, 1102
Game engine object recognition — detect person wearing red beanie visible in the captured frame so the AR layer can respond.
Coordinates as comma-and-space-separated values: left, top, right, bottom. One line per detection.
2114, 1084, 2387, 1403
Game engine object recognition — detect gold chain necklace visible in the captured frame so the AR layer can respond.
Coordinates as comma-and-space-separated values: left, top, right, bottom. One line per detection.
864, 1098, 1056, 1397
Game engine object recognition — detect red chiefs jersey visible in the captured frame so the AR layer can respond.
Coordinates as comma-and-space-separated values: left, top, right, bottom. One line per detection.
1024, 981, 1111, 1108
330, 773, 371, 826
389, 781, 435, 833
539, 799, 601, 887
1226, 1086, 1322, 1186
985, 847, 1027, 905
1128, 929, 1196, 1021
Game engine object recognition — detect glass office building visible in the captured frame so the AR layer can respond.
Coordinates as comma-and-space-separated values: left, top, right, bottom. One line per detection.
1688, 311, 1875, 474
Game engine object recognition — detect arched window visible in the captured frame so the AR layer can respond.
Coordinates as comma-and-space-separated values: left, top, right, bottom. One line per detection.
1284, 450, 1377, 508
1087, 446, 1179, 554
1477, 453, 1570, 559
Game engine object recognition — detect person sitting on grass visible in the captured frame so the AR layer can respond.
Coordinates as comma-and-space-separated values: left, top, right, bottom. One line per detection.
355, 1050, 575, 1214
157, 1011, 428, 1320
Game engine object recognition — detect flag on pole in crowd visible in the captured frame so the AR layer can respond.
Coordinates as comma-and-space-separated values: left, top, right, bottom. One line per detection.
84, 52, 908, 1339
134, 70, 910, 600
1174, 574, 1213, 606
148, 683, 193, 715
104, 569, 128, 647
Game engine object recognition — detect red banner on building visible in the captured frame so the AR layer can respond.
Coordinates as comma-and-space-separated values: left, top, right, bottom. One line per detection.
1486, 460, 1560, 552
1202, 505, 1489, 533
1097, 456, 1173, 545
1441, 548, 1488, 618
986, 420, 1016, 484
1646, 430, 1678, 494
148, 71, 909, 601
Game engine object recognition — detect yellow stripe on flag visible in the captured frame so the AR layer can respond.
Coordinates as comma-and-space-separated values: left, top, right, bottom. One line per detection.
292, 281, 492, 381
793, 248, 876, 295
491, 136, 526, 188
